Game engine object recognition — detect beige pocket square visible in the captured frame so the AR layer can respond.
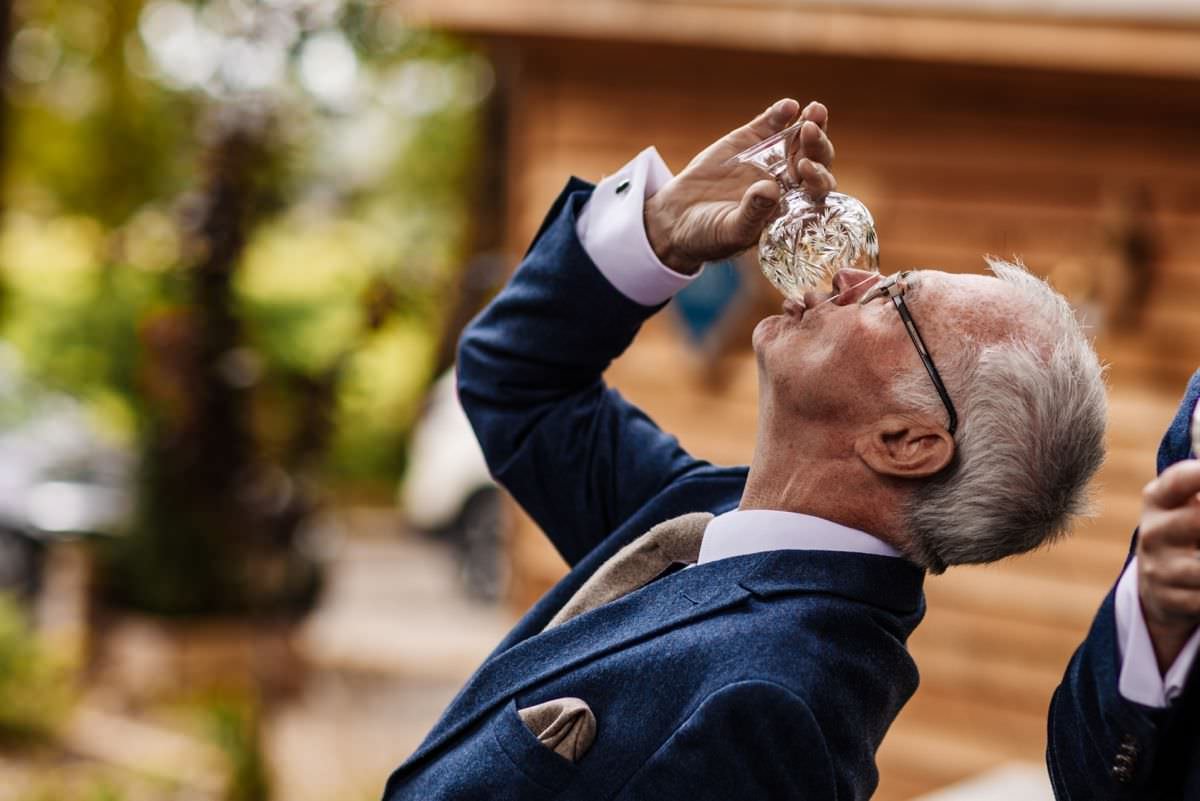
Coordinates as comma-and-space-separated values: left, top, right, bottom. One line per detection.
517, 697, 596, 763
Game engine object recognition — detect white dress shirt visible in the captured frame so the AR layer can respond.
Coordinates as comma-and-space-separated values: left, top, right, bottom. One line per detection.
575, 146, 1197, 708
1115, 557, 1200, 707
697, 509, 901, 564
574, 147, 701, 306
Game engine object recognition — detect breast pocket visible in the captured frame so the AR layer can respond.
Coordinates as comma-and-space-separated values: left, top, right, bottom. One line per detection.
491, 697, 581, 794
384, 699, 580, 801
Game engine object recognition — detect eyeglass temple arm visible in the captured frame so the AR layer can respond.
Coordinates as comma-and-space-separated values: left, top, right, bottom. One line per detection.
894, 298, 959, 436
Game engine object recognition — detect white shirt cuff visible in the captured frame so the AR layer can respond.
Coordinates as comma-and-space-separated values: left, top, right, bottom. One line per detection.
575, 147, 701, 307
1115, 555, 1200, 707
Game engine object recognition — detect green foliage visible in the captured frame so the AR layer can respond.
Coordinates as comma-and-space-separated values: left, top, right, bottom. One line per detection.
13, 779, 126, 801
8, 0, 198, 225
4, 0, 486, 480
0, 594, 74, 742
1, 223, 179, 430
7, 694, 270, 801
84, 782, 125, 801
4, 0, 486, 616
204, 696, 270, 801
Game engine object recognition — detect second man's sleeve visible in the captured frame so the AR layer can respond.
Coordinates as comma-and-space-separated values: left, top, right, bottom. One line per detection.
1048, 579, 1172, 799
1113, 556, 1200, 708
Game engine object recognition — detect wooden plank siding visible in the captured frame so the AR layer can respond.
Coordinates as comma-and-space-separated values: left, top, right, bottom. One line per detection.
482, 37, 1200, 800
396, 0, 1200, 80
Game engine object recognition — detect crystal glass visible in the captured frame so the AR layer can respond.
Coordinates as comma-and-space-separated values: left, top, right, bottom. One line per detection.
729, 121, 879, 299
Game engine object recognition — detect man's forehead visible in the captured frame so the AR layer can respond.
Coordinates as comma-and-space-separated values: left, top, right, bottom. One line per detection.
909, 268, 993, 288
905, 269, 1017, 339
907, 269, 1007, 303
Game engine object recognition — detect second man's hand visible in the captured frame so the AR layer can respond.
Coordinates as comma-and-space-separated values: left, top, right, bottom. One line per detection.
1138, 458, 1200, 672
644, 98, 837, 276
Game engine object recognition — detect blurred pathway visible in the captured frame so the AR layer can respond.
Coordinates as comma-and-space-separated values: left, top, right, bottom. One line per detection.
269, 517, 515, 801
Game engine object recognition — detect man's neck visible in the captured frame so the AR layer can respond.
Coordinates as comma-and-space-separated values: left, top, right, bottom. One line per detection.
739, 449, 909, 552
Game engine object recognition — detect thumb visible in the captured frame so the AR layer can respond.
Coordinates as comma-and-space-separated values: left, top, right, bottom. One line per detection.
728, 179, 780, 243
1146, 459, 1200, 511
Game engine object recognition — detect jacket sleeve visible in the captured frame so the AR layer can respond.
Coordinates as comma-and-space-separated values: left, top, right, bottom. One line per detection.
1047, 558, 1174, 800
616, 681, 838, 801
456, 179, 706, 567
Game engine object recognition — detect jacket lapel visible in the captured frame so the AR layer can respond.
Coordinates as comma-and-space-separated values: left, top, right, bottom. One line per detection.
399, 552, 757, 771
398, 548, 925, 774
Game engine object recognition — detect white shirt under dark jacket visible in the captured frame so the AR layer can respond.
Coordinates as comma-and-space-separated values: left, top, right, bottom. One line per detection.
574, 146, 1200, 709
697, 509, 901, 565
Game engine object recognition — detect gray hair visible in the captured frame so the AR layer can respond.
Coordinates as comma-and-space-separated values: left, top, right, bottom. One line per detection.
895, 259, 1107, 574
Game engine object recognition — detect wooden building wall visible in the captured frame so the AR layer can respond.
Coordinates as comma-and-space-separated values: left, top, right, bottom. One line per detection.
490, 36, 1200, 800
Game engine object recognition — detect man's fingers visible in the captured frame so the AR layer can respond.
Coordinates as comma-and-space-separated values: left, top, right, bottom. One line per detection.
1142, 503, 1200, 548
800, 101, 828, 131
1139, 462, 1200, 629
737, 98, 801, 145
785, 121, 835, 190
798, 160, 837, 201
1144, 460, 1200, 511
1143, 550, 1200, 589
800, 121, 835, 167
1151, 586, 1200, 621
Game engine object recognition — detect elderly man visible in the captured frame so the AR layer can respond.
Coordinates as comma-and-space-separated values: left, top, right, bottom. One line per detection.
1049, 371, 1200, 799
382, 99, 1106, 800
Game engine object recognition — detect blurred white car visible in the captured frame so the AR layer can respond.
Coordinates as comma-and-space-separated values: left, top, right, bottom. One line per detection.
400, 370, 508, 601
0, 347, 132, 599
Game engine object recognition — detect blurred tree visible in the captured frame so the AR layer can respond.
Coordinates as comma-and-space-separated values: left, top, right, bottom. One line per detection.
106, 115, 323, 615
3, 0, 488, 615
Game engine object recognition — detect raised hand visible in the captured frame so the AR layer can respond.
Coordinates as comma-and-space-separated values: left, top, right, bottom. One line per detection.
1137, 459, 1200, 671
644, 99, 836, 275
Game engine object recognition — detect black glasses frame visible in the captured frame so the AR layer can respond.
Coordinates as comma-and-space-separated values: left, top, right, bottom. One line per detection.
859, 272, 958, 436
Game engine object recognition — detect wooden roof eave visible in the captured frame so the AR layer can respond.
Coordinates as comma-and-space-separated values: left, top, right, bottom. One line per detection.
391, 0, 1200, 81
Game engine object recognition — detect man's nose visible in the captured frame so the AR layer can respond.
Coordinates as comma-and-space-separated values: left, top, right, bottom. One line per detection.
832, 269, 880, 305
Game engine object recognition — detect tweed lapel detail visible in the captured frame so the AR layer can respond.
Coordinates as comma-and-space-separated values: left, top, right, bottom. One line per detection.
546, 511, 713, 629
396, 543, 926, 777
397, 549, 758, 773
480, 473, 748, 658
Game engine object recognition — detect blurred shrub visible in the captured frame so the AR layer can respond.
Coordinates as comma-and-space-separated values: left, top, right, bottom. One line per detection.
0, 594, 73, 742
205, 697, 270, 801
4, 0, 486, 485
14, 781, 126, 801
3, 0, 488, 615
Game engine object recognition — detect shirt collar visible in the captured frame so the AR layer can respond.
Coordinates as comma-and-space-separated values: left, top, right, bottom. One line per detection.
696, 509, 902, 565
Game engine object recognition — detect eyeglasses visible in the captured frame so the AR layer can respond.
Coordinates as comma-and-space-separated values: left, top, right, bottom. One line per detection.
858, 271, 958, 436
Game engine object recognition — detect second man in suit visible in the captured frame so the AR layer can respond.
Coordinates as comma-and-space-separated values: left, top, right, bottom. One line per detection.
1049, 372, 1200, 799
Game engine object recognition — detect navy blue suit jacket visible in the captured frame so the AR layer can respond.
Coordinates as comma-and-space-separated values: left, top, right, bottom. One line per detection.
1048, 370, 1200, 800
382, 181, 927, 801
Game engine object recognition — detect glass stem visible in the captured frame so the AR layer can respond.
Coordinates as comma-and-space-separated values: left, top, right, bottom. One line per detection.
768, 161, 797, 193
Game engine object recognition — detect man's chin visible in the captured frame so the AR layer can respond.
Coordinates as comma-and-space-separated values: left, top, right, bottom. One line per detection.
751, 314, 783, 352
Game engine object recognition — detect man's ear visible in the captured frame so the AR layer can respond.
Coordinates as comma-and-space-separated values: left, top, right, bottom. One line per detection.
855, 415, 955, 478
